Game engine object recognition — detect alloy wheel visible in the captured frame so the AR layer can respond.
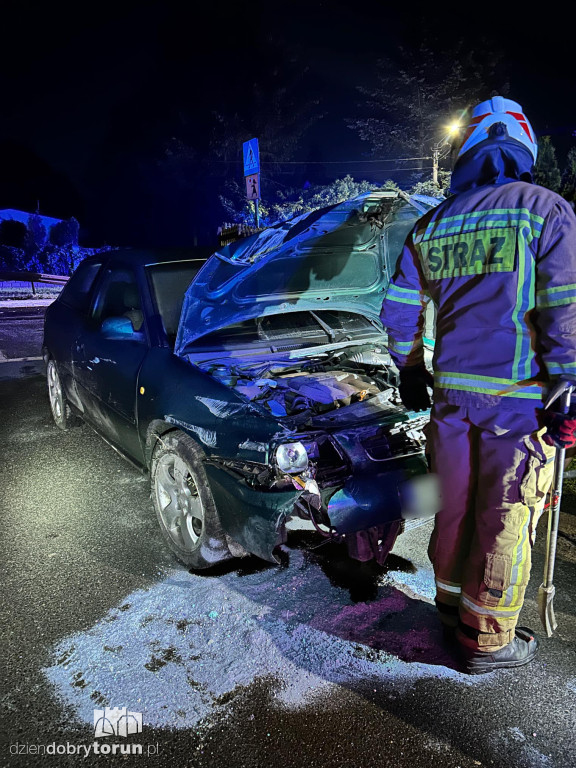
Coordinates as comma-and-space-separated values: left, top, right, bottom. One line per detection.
155, 453, 204, 551
47, 360, 64, 423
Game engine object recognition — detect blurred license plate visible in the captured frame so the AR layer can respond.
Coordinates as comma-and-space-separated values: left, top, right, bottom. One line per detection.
399, 473, 441, 520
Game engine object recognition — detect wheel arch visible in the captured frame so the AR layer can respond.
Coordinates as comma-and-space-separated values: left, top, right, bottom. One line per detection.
144, 419, 204, 469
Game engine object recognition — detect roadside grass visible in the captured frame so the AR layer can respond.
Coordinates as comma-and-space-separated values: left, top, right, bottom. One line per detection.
0, 285, 62, 300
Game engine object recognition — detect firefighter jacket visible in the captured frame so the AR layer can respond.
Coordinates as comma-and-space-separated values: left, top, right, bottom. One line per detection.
380, 180, 576, 412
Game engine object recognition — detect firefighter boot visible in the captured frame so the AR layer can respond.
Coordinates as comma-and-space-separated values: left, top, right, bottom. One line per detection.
459, 626, 539, 675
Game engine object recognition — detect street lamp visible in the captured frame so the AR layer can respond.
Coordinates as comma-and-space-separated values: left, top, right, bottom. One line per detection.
432, 121, 462, 187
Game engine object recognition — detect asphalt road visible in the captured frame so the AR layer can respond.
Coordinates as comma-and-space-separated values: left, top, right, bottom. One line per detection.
1, 309, 576, 768
0, 303, 47, 379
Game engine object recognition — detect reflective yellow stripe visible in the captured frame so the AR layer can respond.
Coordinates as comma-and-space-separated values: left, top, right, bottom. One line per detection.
512, 227, 535, 381
434, 371, 543, 399
435, 579, 462, 594
385, 283, 425, 306
460, 593, 522, 617
537, 283, 576, 307
388, 339, 417, 353
547, 362, 576, 375
415, 208, 545, 242
505, 505, 531, 608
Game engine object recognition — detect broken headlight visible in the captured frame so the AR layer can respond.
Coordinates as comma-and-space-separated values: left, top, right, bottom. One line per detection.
275, 441, 309, 474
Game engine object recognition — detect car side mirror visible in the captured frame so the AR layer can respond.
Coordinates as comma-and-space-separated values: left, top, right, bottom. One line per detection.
101, 316, 139, 336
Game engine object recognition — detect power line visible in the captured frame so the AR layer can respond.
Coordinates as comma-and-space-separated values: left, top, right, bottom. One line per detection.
356, 166, 435, 172
266, 157, 433, 164
264, 166, 435, 175
211, 156, 433, 165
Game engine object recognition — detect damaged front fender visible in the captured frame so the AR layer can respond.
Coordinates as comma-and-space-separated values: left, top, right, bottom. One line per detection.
204, 463, 299, 563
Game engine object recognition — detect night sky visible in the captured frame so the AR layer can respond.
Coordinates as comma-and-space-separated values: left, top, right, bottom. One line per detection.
1, 1, 574, 248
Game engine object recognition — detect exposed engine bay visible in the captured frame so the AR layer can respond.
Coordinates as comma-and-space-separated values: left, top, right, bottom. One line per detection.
199, 344, 403, 425
193, 338, 435, 567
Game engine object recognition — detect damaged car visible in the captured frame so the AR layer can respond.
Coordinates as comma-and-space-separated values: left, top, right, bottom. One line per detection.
43, 190, 439, 570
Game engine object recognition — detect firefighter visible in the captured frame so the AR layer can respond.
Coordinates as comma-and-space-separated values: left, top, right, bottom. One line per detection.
380, 96, 576, 674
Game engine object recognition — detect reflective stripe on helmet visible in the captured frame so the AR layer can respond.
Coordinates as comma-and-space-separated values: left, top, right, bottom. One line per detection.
459, 113, 490, 146
506, 111, 534, 143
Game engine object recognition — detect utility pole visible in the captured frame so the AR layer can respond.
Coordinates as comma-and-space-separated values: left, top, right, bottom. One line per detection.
431, 122, 462, 188
432, 147, 440, 188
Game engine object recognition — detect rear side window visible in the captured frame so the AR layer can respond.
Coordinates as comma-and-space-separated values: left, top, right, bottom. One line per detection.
59, 260, 103, 311
91, 267, 143, 331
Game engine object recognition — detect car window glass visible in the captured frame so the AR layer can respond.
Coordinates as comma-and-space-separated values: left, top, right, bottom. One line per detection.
91, 267, 144, 333
146, 261, 205, 345
58, 260, 103, 311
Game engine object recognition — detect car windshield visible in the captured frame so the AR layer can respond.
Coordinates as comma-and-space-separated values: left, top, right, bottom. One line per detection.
146, 261, 206, 344
186, 310, 382, 354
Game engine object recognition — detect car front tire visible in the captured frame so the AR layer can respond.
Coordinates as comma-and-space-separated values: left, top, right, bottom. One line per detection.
151, 430, 233, 570
46, 358, 80, 430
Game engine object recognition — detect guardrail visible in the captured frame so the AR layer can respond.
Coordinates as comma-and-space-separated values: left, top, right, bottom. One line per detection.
217, 223, 265, 247
0, 271, 69, 295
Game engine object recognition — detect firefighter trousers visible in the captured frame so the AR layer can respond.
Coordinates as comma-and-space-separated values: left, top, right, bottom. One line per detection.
426, 401, 556, 651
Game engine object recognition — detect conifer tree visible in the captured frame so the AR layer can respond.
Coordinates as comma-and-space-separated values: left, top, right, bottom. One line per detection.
560, 146, 576, 203
67, 216, 80, 245
534, 136, 561, 192
24, 214, 47, 264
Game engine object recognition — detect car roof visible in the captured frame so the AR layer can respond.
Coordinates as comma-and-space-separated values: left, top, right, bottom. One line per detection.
86, 247, 215, 268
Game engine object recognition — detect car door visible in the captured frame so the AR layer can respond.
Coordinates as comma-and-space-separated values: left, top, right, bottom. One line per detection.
73, 264, 149, 463
45, 258, 105, 411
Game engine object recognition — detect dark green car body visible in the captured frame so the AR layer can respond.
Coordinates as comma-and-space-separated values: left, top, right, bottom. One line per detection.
43, 191, 438, 565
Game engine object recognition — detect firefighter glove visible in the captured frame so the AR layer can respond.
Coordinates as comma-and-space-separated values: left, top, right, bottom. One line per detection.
543, 405, 576, 449
398, 364, 434, 412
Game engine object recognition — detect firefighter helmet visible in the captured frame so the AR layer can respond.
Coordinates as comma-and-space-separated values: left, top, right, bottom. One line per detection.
456, 96, 538, 163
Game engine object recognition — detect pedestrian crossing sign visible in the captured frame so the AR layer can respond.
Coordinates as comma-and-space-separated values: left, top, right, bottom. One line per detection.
243, 138, 260, 175
246, 173, 260, 200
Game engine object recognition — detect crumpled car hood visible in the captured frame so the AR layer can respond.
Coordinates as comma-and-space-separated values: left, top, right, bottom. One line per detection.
175, 190, 434, 355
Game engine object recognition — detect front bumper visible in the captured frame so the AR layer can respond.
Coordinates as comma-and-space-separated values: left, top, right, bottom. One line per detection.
205, 451, 437, 563
326, 454, 434, 534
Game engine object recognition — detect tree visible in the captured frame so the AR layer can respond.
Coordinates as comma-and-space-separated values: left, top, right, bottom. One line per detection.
208, 43, 321, 169
50, 219, 75, 247
219, 175, 384, 229
217, 174, 452, 232
23, 214, 47, 267
0, 219, 27, 249
561, 146, 576, 204
349, 40, 508, 167
0, 220, 26, 270
67, 216, 79, 245
534, 136, 561, 193
409, 170, 452, 199
146, 40, 323, 246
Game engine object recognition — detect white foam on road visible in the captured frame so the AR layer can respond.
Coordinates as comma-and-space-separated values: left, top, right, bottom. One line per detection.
43, 549, 481, 730
380, 566, 437, 602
